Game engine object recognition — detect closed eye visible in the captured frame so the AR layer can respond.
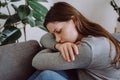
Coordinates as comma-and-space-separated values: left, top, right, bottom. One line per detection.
55, 29, 61, 34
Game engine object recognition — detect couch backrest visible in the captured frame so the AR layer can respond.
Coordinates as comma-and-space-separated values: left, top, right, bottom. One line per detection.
0, 40, 41, 80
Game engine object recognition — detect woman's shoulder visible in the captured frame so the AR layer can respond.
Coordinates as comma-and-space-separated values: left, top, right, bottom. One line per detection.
81, 35, 109, 45
82, 36, 112, 69
81, 35, 110, 55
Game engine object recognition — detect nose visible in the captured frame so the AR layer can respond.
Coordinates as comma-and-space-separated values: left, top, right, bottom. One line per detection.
55, 34, 61, 43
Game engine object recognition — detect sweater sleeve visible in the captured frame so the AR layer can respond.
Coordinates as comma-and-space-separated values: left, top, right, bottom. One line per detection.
40, 33, 57, 50
32, 39, 93, 70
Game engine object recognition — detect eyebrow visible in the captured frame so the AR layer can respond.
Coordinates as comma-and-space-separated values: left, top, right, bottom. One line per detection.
50, 26, 57, 33
51, 29, 56, 34
46, 27, 55, 34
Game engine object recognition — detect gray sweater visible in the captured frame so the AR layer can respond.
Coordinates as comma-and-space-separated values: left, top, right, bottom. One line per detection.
32, 33, 120, 80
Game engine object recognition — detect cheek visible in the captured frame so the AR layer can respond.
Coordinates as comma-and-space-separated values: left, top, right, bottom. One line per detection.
62, 28, 78, 42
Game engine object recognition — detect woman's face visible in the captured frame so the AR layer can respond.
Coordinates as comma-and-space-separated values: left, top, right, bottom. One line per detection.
46, 19, 81, 43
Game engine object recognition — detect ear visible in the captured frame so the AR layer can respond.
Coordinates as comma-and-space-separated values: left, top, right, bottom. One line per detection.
71, 16, 75, 20
71, 16, 77, 26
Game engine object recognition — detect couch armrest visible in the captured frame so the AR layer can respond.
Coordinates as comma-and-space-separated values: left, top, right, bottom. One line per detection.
0, 40, 41, 80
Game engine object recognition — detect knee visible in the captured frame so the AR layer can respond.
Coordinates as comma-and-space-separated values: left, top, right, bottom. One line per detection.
35, 70, 68, 80
41, 70, 53, 75
39, 70, 56, 78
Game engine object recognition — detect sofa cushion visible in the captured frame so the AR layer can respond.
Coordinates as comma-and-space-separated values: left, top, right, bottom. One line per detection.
0, 40, 41, 80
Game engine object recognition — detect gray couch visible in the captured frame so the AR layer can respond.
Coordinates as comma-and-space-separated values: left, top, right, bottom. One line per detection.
0, 33, 120, 80
0, 40, 41, 80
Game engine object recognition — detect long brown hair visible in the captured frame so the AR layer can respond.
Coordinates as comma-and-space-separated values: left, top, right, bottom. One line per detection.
44, 2, 120, 68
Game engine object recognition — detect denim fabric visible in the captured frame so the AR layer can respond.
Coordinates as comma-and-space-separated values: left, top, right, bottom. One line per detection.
28, 70, 69, 80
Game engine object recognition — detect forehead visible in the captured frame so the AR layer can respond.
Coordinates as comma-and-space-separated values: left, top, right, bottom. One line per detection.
46, 22, 56, 33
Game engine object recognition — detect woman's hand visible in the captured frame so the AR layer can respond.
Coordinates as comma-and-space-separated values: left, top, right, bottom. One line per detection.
55, 42, 79, 62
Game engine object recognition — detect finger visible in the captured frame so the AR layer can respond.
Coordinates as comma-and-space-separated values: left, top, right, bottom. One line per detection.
63, 46, 71, 62
75, 41, 80, 45
72, 44, 79, 55
60, 49, 67, 61
68, 45, 75, 61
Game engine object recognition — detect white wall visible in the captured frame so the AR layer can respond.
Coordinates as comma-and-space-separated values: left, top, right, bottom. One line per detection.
0, 0, 120, 42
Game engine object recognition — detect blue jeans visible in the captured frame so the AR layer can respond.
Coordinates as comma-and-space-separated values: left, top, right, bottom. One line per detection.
28, 70, 69, 80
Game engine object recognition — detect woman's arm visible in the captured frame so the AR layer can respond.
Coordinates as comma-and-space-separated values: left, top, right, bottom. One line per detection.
32, 41, 92, 70
40, 33, 57, 50
40, 33, 80, 61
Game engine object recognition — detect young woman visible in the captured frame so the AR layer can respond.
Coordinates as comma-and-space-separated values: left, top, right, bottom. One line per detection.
28, 2, 120, 80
